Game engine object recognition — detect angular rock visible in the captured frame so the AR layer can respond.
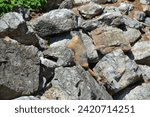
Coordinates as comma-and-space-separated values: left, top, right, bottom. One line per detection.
139, 65, 150, 82
134, 11, 146, 21
59, 0, 74, 9
78, 17, 101, 31
144, 17, 150, 26
123, 28, 141, 44
91, 27, 131, 54
123, 16, 144, 29
93, 49, 141, 94
41, 65, 112, 100
30, 9, 77, 37
0, 12, 38, 45
118, 2, 134, 15
0, 38, 40, 99
123, 83, 150, 100
78, 2, 103, 19
104, 6, 121, 15
131, 41, 150, 65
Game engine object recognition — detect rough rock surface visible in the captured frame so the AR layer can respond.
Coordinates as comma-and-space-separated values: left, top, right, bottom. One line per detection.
131, 41, 150, 65
41, 65, 113, 100
123, 83, 150, 100
0, 38, 40, 99
91, 27, 131, 54
93, 49, 141, 94
78, 2, 103, 19
30, 9, 77, 37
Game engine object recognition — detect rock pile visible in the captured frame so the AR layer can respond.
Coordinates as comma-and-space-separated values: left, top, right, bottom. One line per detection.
0, 0, 150, 100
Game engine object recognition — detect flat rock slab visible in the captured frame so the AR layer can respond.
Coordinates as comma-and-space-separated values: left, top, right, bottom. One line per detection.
91, 27, 131, 54
0, 38, 40, 99
93, 49, 141, 94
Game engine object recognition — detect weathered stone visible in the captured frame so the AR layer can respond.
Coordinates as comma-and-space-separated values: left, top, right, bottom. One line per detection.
139, 65, 150, 82
123, 28, 141, 44
0, 12, 39, 45
78, 2, 103, 19
74, 0, 107, 5
140, 0, 150, 5
0, 38, 40, 99
78, 17, 101, 31
41, 65, 113, 100
123, 83, 150, 100
98, 12, 124, 27
30, 9, 77, 37
118, 2, 134, 15
134, 11, 146, 21
91, 27, 131, 54
123, 16, 144, 29
104, 6, 121, 15
59, 0, 74, 9
131, 41, 150, 65
80, 30, 99, 62
93, 49, 141, 94
48, 32, 71, 48
144, 17, 150, 26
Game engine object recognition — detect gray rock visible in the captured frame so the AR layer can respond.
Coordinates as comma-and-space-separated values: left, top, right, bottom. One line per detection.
104, 6, 121, 15
134, 11, 146, 21
0, 12, 39, 45
98, 12, 124, 27
57, 48, 75, 67
40, 57, 57, 68
123, 16, 144, 29
91, 27, 131, 54
123, 83, 150, 100
107, 0, 117, 3
48, 32, 72, 48
118, 2, 134, 15
123, 28, 141, 44
139, 65, 150, 82
59, 0, 74, 9
140, 0, 150, 5
13, 96, 39, 100
144, 17, 150, 26
131, 41, 150, 65
0, 38, 40, 99
80, 30, 99, 63
74, 0, 107, 5
78, 2, 103, 19
78, 17, 101, 31
93, 49, 141, 94
41, 65, 112, 100
30, 9, 77, 37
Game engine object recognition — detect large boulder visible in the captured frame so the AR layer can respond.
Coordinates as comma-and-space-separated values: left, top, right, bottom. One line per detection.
30, 9, 77, 37
41, 65, 112, 100
91, 27, 131, 54
93, 49, 141, 94
0, 38, 40, 99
